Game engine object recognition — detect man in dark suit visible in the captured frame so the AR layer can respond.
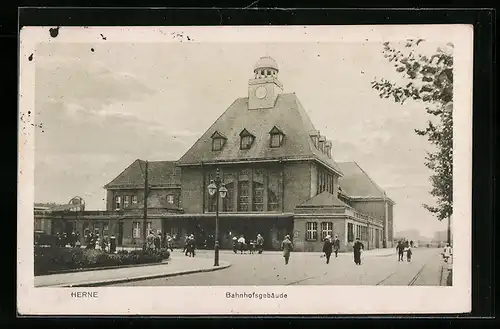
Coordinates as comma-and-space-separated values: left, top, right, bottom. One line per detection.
353, 238, 364, 265
322, 235, 333, 264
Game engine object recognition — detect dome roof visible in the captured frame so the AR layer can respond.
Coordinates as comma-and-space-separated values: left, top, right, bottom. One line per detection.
254, 56, 279, 72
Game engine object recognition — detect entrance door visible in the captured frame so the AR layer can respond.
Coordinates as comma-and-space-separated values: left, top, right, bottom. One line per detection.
118, 222, 124, 246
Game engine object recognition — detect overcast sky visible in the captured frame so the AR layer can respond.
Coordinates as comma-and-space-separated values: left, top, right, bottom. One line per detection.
34, 40, 449, 238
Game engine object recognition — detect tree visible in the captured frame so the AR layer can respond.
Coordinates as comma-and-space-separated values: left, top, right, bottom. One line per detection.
371, 39, 453, 222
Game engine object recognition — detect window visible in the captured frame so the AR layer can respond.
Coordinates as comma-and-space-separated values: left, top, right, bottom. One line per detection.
212, 138, 225, 151
347, 223, 354, 242
269, 126, 285, 148
147, 222, 152, 233
132, 195, 138, 204
211, 131, 227, 151
252, 170, 264, 212
306, 222, 318, 241
103, 224, 109, 236
238, 181, 250, 211
356, 225, 362, 240
268, 170, 281, 211
115, 195, 121, 210
223, 173, 234, 212
123, 196, 130, 208
270, 134, 282, 147
133, 222, 141, 239
240, 136, 253, 150
239, 129, 255, 150
166, 195, 175, 204
321, 222, 333, 240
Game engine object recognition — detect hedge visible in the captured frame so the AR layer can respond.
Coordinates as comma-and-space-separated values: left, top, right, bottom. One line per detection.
34, 247, 171, 276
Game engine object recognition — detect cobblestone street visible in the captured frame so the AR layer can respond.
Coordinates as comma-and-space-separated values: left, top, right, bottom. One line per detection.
109, 247, 448, 286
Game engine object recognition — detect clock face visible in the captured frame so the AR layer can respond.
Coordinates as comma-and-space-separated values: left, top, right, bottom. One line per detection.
255, 86, 267, 99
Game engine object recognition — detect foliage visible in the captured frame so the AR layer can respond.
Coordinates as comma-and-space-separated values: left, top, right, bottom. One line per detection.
371, 39, 453, 221
34, 247, 171, 276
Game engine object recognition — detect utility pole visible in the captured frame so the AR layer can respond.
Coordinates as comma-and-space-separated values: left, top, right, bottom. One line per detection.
142, 160, 149, 245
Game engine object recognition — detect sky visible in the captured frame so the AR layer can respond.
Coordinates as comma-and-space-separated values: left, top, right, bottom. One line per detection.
33, 40, 449, 238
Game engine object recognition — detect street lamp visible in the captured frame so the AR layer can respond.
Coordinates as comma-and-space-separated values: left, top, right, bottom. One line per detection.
207, 168, 227, 266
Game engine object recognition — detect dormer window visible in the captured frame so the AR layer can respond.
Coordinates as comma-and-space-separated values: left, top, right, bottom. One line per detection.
239, 129, 255, 150
309, 130, 320, 148
269, 126, 285, 148
211, 131, 227, 151
318, 136, 326, 152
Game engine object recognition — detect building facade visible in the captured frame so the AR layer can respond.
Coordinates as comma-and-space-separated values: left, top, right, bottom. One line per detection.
34, 56, 394, 251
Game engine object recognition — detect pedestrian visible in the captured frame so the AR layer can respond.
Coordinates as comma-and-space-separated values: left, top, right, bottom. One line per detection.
443, 243, 452, 263
396, 240, 405, 261
249, 240, 256, 254
410, 240, 414, 248
166, 234, 174, 251
187, 234, 196, 257
232, 236, 238, 254
322, 235, 333, 264
281, 235, 293, 265
154, 230, 162, 250
237, 235, 246, 254
146, 230, 155, 251
406, 244, 412, 262
256, 234, 264, 254
183, 235, 190, 255
332, 235, 340, 257
353, 237, 364, 265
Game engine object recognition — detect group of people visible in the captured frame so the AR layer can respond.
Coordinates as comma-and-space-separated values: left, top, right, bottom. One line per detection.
232, 234, 265, 254
54, 231, 81, 248
183, 234, 197, 257
396, 239, 414, 262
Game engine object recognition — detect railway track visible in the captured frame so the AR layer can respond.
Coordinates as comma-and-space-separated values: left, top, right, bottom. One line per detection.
375, 263, 427, 286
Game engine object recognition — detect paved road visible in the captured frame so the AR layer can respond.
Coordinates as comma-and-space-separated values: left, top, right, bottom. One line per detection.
109, 248, 446, 286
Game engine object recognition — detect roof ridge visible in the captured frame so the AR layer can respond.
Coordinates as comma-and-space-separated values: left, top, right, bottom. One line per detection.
104, 159, 141, 188
353, 161, 387, 197
178, 97, 243, 164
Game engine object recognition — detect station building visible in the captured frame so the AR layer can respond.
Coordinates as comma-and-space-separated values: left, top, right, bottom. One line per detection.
35, 56, 395, 252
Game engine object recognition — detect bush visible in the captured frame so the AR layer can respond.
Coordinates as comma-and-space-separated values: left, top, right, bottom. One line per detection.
34, 246, 167, 276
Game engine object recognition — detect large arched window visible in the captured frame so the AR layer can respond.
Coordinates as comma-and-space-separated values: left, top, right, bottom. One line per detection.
223, 172, 235, 212
267, 170, 281, 211
238, 169, 250, 211
252, 170, 265, 211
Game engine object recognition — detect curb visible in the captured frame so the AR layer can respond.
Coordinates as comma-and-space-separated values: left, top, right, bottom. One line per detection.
37, 259, 170, 276
45, 261, 232, 288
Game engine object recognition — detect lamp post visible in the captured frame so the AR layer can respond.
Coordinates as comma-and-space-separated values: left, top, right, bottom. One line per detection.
207, 168, 228, 267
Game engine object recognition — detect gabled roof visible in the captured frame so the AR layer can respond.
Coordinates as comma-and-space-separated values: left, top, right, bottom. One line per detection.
337, 162, 394, 204
177, 93, 343, 175
239, 128, 255, 137
211, 131, 227, 139
297, 191, 351, 208
104, 160, 181, 189
269, 126, 284, 135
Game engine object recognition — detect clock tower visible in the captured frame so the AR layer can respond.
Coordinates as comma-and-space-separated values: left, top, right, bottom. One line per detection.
248, 56, 283, 110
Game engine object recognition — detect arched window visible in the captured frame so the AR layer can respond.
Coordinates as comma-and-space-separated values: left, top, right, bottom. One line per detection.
252, 170, 265, 211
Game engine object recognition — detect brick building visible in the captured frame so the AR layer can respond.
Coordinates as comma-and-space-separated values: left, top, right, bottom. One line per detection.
35, 56, 394, 251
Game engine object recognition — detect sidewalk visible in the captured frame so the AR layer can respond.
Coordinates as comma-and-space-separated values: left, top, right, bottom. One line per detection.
35, 256, 231, 287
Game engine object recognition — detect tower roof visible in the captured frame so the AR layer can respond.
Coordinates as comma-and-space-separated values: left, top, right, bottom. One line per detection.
254, 56, 279, 72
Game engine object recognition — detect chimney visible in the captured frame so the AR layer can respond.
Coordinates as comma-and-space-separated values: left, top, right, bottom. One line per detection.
318, 135, 326, 152
309, 130, 320, 148
325, 140, 332, 158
